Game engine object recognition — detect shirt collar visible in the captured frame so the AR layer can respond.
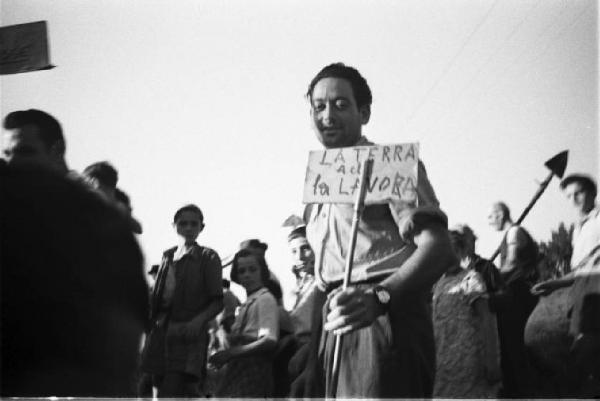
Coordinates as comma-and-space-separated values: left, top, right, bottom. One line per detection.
246, 286, 269, 302
355, 136, 373, 146
173, 243, 201, 261
579, 206, 600, 226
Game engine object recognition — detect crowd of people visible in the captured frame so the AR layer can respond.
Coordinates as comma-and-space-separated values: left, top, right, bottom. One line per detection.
1, 63, 599, 398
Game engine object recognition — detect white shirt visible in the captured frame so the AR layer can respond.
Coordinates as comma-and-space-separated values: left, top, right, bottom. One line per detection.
571, 206, 600, 274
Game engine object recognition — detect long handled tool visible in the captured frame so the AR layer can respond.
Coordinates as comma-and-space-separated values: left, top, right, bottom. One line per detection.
328, 157, 374, 398
490, 150, 568, 262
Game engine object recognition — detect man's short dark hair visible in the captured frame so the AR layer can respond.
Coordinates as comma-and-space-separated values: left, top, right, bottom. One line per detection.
3, 109, 65, 154
560, 174, 597, 200
83, 161, 119, 189
173, 204, 204, 224
306, 63, 373, 111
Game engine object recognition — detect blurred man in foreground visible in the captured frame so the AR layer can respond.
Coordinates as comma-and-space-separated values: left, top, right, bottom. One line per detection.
1, 161, 148, 396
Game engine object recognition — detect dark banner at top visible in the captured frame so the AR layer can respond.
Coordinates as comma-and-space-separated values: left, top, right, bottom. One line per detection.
0, 21, 54, 75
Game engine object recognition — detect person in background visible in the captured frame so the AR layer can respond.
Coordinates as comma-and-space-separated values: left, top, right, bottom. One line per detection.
1, 161, 148, 396
140, 204, 223, 397
285, 225, 318, 395
292, 63, 454, 398
209, 249, 280, 397
137, 263, 161, 397
432, 226, 502, 397
486, 201, 539, 397
526, 174, 600, 396
2, 109, 68, 173
236, 238, 294, 396
239, 239, 282, 293
532, 174, 600, 293
204, 279, 241, 397
238, 239, 279, 295
83, 161, 143, 234
220, 279, 241, 333
206, 279, 241, 360
450, 224, 502, 293
562, 174, 600, 274
82, 161, 119, 201
239, 238, 295, 336
288, 225, 317, 345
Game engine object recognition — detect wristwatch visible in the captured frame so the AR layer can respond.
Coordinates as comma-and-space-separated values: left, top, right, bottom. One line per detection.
369, 285, 391, 314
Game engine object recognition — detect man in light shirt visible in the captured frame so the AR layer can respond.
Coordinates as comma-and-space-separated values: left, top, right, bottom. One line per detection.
292, 63, 454, 398
529, 173, 600, 395
562, 174, 600, 271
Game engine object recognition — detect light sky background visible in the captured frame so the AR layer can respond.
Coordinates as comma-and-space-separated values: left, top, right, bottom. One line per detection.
2, 0, 598, 306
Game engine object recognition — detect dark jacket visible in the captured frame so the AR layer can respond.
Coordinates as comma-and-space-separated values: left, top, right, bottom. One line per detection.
144, 244, 223, 377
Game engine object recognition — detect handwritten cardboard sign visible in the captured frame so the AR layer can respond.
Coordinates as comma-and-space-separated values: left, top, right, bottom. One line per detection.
303, 143, 419, 204
0, 21, 54, 75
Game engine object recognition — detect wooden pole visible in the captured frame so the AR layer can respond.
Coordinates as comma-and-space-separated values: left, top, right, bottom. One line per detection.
328, 158, 374, 398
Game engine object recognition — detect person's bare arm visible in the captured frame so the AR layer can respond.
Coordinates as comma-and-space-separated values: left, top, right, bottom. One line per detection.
531, 276, 575, 295
209, 335, 277, 367
500, 226, 524, 273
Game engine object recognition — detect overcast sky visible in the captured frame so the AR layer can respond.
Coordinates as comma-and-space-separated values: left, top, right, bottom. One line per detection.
2, 0, 598, 306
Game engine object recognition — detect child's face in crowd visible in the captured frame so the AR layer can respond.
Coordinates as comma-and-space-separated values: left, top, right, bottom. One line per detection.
174, 210, 203, 243
288, 236, 315, 273
236, 255, 263, 293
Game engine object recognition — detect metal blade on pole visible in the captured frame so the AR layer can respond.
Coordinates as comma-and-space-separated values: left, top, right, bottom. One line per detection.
490, 150, 568, 262
328, 157, 374, 398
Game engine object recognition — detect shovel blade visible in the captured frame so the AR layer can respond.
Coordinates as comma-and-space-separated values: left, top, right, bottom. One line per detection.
545, 150, 568, 178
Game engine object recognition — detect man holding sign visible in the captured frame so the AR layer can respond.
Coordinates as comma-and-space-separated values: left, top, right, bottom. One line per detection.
292, 63, 454, 398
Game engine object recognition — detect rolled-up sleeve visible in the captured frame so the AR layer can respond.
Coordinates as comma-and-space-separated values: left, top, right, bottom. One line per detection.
391, 160, 448, 241
256, 292, 280, 342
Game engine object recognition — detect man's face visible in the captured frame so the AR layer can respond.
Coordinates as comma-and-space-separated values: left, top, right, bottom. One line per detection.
174, 210, 203, 243
310, 77, 369, 149
563, 182, 594, 216
2, 124, 53, 166
487, 205, 505, 231
288, 236, 315, 275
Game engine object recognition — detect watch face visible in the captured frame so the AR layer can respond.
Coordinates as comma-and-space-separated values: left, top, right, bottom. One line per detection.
375, 287, 390, 304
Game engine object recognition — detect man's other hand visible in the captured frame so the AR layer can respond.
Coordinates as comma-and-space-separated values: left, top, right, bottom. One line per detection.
323, 286, 383, 335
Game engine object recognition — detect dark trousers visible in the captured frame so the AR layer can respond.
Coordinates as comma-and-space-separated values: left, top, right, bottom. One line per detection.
497, 298, 537, 397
